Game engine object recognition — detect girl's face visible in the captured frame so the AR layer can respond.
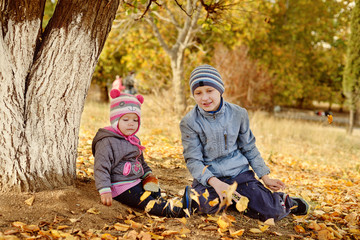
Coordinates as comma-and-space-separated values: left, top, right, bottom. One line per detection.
118, 113, 139, 136
193, 86, 221, 112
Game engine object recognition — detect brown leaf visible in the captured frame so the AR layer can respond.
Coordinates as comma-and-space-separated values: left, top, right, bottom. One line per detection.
294, 225, 306, 233
24, 195, 35, 206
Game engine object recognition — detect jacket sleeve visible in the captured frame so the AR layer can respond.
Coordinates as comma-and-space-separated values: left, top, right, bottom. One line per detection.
138, 153, 152, 178
237, 109, 270, 179
180, 117, 214, 187
93, 139, 113, 194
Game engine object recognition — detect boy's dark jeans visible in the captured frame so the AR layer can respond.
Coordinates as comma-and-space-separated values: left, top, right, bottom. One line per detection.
192, 170, 295, 221
113, 182, 185, 217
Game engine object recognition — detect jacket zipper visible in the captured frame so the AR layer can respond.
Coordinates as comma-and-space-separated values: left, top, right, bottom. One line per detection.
224, 130, 227, 150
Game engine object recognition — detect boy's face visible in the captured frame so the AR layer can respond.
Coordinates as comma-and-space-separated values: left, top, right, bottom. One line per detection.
118, 113, 139, 136
193, 86, 221, 112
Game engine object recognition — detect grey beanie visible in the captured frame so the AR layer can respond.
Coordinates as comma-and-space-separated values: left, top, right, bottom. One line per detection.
189, 65, 225, 95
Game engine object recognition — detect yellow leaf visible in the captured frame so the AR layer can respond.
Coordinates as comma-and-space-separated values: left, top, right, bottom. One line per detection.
294, 225, 306, 233
235, 196, 249, 212
140, 191, 151, 202
190, 189, 200, 205
229, 228, 245, 237
217, 216, 230, 230
264, 218, 275, 226
87, 207, 100, 214
249, 228, 262, 233
259, 225, 270, 232
202, 189, 209, 201
113, 223, 130, 231
183, 208, 191, 218
12, 221, 26, 229
209, 198, 219, 207
24, 195, 35, 206
23, 224, 40, 232
101, 233, 117, 240
224, 182, 238, 205
145, 200, 156, 212
161, 230, 179, 236
57, 225, 69, 230
149, 232, 164, 239
180, 228, 191, 234
178, 217, 187, 225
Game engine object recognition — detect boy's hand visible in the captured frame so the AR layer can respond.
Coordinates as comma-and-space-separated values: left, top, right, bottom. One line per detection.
100, 192, 113, 206
261, 175, 285, 191
208, 177, 241, 203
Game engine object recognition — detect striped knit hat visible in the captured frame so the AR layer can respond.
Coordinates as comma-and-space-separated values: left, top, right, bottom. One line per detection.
189, 65, 225, 95
109, 79, 144, 135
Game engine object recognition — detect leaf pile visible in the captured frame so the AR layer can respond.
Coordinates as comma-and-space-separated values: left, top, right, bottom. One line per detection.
1, 127, 359, 239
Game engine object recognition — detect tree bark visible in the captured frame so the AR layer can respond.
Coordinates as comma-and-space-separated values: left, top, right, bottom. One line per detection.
0, 0, 119, 192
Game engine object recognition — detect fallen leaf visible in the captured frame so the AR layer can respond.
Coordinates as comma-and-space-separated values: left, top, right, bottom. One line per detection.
264, 218, 275, 226
209, 198, 219, 207
178, 217, 187, 225
180, 228, 191, 234
24, 196, 35, 206
161, 230, 179, 236
294, 225, 306, 233
140, 191, 151, 202
145, 200, 156, 213
86, 207, 100, 215
113, 223, 130, 231
259, 225, 270, 232
235, 196, 249, 212
23, 224, 40, 232
249, 228, 262, 233
202, 189, 209, 201
138, 231, 152, 240
229, 228, 244, 237
217, 216, 230, 230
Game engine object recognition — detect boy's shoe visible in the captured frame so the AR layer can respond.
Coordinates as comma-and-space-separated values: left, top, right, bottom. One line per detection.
290, 197, 309, 215
181, 186, 192, 217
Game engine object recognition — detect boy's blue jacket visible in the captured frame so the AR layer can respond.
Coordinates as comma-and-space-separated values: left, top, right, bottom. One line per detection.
180, 101, 270, 187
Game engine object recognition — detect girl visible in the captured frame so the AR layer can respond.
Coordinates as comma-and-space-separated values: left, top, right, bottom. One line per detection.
93, 80, 191, 217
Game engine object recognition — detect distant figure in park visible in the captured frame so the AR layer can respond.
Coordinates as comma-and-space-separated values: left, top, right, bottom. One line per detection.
179, 65, 309, 221
122, 71, 137, 95
92, 79, 192, 217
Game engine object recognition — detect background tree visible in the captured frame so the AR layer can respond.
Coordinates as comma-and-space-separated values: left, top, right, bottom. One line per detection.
343, 0, 360, 134
0, 0, 119, 192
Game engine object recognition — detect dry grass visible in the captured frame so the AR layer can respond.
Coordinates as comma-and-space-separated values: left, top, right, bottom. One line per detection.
81, 93, 360, 173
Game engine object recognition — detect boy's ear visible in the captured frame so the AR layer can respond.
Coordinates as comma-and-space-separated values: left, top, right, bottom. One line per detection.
136, 95, 144, 104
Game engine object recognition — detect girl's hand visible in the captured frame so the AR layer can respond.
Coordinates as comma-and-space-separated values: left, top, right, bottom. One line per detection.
208, 177, 241, 203
100, 192, 113, 206
261, 175, 285, 191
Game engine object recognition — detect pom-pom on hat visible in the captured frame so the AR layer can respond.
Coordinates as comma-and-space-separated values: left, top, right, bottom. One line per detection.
189, 65, 225, 95
109, 79, 144, 135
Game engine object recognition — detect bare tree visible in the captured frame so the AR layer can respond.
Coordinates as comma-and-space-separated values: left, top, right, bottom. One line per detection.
144, 0, 202, 114
0, 0, 119, 192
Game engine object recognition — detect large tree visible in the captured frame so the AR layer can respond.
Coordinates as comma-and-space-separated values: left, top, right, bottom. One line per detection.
343, 0, 360, 134
0, 0, 119, 192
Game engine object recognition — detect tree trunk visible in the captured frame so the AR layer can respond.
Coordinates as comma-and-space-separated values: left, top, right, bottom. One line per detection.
170, 54, 187, 114
0, 0, 119, 192
347, 108, 355, 135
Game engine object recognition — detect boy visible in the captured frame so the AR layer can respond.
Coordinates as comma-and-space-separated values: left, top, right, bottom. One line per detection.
180, 65, 308, 221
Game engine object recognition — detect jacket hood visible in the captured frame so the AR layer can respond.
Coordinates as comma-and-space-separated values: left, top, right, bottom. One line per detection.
92, 128, 125, 155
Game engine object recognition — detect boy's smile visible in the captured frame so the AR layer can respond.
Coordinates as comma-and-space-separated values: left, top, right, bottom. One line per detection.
193, 86, 221, 112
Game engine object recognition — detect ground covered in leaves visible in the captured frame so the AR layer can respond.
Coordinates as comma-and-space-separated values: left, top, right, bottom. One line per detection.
1, 105, 360, 239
